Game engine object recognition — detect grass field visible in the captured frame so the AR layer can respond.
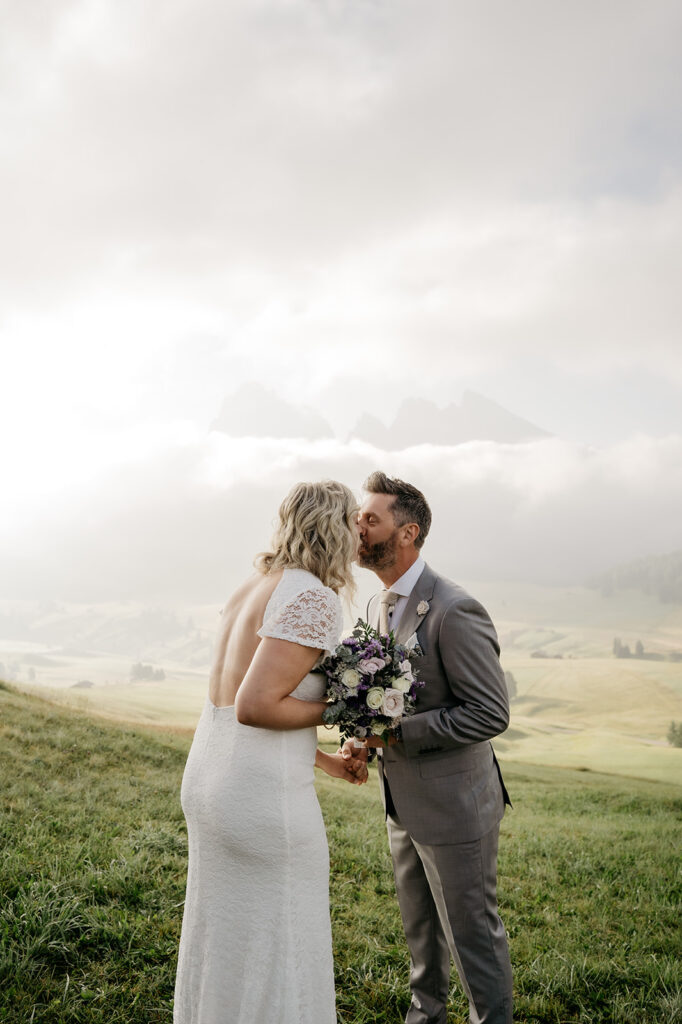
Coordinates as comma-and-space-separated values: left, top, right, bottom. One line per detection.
4, 584, 682, 790
1, 682, 680, 1023
19, 641, 682, 786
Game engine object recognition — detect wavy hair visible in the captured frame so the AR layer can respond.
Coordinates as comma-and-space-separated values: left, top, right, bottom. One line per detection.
255, 480, 358, 597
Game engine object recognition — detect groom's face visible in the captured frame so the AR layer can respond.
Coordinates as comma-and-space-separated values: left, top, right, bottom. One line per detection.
356, 493, 401, 570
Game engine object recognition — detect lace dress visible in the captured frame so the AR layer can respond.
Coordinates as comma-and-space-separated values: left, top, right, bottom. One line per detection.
174, 569, 343, 1024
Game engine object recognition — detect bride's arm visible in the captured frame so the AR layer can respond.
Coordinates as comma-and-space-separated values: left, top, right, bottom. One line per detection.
235, 636, 327, 729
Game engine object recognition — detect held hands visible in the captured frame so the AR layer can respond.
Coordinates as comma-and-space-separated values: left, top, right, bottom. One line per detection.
339, 736, 397, 763
317, 749, 369, 785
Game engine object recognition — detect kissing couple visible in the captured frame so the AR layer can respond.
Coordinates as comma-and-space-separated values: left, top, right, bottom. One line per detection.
173, 472, 513, 1024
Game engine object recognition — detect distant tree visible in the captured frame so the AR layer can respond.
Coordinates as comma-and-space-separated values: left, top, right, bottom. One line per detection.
613, 638, 631, 658
504, 671, 517, 700
130, 662, 165, 682
590, 550, 682, 603
635, 640, 644, 657
667, 721, 682, 748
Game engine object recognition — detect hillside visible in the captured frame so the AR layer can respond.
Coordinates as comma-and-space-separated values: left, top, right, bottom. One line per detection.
5, 582, 681, 784
1, 685, 680, 1023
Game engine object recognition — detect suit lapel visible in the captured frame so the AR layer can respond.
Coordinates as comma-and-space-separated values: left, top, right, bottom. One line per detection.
395, 562, 437, 644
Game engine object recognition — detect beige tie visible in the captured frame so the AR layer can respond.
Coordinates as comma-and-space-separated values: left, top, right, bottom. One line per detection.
379, 590, 399, 635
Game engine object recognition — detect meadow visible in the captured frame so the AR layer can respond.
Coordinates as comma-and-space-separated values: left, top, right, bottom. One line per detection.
5, 582, 681, 789
1, 682, 680, 1023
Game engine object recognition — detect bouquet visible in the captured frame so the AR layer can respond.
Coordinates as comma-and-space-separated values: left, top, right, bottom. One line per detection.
319, 619, 424, 744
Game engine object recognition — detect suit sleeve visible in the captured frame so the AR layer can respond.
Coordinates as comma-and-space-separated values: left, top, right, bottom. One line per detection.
400, 597, 510, 757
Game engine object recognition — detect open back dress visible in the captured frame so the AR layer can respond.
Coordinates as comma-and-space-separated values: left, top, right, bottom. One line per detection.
173, 568, 343, 1024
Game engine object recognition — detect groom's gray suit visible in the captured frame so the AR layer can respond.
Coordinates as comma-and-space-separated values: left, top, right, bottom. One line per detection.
369, 562, 513, 1024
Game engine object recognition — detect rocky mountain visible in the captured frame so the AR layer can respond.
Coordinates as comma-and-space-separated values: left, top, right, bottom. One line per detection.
348, 391, 550, 448
211, 383, 334, 440
211, 385, 548, 447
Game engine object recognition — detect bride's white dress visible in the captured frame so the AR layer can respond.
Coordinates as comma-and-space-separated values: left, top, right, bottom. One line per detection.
173, 568, 343, 1024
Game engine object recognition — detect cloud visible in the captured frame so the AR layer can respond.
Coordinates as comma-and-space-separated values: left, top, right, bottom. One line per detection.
2, 1, 681, 290
1, 0, 681, 498
2, 431, 680, 602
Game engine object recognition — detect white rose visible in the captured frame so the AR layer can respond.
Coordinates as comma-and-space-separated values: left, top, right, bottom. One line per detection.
391, 675, 411, 693
341, 668, 361, 690
370, 721, 386, 735
381, 688, 404, 718
365, 686, 384, 710
399, 660, 413, 678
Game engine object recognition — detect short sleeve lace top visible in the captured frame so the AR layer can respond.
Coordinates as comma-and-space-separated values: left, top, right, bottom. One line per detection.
257, 568, 343, 658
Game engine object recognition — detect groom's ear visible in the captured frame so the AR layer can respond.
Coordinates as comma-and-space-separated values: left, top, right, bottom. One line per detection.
400, 523, 420, 547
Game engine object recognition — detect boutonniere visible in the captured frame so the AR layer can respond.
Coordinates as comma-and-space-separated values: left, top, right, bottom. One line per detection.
417, 600, 430, 616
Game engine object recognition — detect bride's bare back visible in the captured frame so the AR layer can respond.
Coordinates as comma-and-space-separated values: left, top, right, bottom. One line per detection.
207, 571, 283, 708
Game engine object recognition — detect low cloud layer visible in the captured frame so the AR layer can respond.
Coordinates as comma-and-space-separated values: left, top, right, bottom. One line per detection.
3, 431, 680, 603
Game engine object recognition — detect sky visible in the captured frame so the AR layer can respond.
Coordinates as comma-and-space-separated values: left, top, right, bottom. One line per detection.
1, 0, 681, 604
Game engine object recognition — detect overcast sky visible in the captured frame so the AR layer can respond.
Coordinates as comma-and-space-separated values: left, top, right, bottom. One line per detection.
1, 0, 681, 603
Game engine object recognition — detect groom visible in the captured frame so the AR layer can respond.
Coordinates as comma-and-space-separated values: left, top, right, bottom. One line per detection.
347, 471, 513, 1024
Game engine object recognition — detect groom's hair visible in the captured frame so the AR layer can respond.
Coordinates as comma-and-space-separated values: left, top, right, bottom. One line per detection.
363, 472, 431, 549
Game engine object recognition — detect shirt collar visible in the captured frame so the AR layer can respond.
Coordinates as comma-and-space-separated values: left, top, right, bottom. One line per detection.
387, 556, 425, 598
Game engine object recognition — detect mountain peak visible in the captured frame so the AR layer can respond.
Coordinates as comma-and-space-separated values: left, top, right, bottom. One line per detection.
211, 384, 334, 440
348, 392, 550, 448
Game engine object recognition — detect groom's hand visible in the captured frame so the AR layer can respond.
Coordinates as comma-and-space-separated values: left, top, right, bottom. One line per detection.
363, 735, 398, 748
339, 739, 369, 762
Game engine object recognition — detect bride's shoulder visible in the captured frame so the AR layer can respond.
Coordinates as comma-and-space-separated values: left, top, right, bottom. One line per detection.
283, 566, 330, 590
280, 568, 340, 606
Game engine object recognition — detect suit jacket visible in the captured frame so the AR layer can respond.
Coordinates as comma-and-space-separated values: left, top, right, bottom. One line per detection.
370, 562, 511, 845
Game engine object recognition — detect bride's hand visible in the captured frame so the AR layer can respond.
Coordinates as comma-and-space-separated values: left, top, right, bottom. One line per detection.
316, 749, 368, 785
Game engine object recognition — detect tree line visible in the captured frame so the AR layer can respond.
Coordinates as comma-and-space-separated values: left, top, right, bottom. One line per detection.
612, 638, 682, 662
591, 550, 682, 603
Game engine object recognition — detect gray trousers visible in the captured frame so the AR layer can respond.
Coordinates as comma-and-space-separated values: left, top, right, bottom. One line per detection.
386, 811, 513, 1024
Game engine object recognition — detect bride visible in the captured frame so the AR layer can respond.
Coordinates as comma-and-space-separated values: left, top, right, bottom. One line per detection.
173, 480, 367, 1024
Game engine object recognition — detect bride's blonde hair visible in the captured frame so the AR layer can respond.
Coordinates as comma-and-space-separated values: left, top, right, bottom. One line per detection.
255, 480, 358, 597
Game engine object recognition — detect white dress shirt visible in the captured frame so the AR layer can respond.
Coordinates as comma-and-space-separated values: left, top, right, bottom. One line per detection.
383, 556, 425, 632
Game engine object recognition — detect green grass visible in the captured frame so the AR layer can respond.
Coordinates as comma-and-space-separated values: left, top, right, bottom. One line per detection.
1, 682, 680, 1023
7, 583, 681, 793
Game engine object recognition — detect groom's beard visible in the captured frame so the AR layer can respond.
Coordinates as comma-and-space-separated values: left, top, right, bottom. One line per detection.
357, 531, 400, 571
